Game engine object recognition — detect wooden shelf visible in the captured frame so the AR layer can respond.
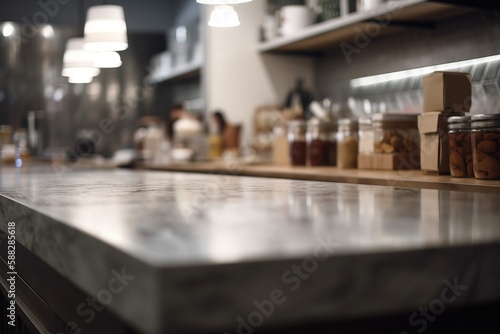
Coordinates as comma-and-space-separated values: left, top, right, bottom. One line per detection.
144, 62, 202, 85
145, 162, 500, 194
259, 0, 474, 54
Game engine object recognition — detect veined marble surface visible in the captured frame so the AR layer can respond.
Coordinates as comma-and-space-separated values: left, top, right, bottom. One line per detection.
0, 165, 499, 334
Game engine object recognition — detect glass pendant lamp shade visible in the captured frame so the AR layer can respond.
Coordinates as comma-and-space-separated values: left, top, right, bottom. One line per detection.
84, 5, 128, 52
208, 5, 241, 27
95, 51, 122, 68
62, 38, 100, 83
197, 0, 252, 4
68, 75, 94, 84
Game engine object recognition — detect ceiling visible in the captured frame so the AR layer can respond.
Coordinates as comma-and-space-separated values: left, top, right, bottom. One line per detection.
0, 0, 188, 33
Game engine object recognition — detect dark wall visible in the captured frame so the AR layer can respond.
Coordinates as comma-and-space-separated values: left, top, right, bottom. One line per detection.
314, 9, 500, 116
0, 22, 166, 157
0, 0, 175, 33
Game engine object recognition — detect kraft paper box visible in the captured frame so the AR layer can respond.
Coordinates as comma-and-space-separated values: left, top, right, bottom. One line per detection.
358, 154, 420, 171
423, 72, 472, 113
418, 112, 464, 174
273, 135, 289, 165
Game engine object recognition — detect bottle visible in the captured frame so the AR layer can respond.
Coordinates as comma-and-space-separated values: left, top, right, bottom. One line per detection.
306, 119, 336, 166
208, 121, 223, 161
13, 128, 29, 168
448, 116, 472, 178
471, 114, 500, 180
288, 120, 307, 166
337, 119, 359, 169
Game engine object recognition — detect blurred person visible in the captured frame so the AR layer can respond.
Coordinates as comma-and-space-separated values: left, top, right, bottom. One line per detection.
168, 104, 186, 140
284, 78, 314, 120
208, 110, 227, 160
212, 110, 227, 135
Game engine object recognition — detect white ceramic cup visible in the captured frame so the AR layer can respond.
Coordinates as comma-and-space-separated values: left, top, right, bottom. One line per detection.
358, 0, 385, 11
280, 5, 313, 37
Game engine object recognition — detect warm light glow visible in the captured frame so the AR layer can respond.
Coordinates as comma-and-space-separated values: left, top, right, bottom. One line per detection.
95, 51, 122, 68
350, 54, 500, 88
197, 0, 252, 4
62, 38, 100, 83
84, 5, 128, 51
68, 75, 94, 84
2, 23, 15, 37
62, 68, 100, 77
208, 5, 240, 28
42, 25, 54, 38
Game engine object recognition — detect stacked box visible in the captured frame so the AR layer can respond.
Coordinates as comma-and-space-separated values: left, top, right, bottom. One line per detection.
419, 72, 471, 174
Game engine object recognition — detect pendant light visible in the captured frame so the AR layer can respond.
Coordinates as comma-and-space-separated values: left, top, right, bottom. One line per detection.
208, 5, 241, 27
62, 0, 100, 84
95, 51, 122, 68
197, 0, 252, 4
62, 38, 100, 83
84, 4, 128, 52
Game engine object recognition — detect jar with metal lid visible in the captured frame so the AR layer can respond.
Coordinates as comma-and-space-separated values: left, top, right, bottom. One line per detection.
471, 114, 500, 180
358, 117, 373, 155
288, 120, 307, 166
448, 116, 473, 178
373, 114, 419, 154
306, 120, 336, 166
337, 118, 358, 169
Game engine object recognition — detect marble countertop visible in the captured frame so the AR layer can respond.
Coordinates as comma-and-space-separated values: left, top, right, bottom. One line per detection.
1, 165, 500, 333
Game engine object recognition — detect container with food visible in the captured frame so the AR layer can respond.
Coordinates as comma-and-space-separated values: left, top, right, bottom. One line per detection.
471, 114, 500, 180
288, 120, 307, 166
306, 119, 336, 166
448, 116, 473, 178
373, 113, 419, 155
358, 117, 373, 155
337, 118, 358, 169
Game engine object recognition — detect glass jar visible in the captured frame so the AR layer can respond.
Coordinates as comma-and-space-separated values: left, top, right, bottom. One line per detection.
448, 116, 473, 178
337, 119, 359, 169
373, 114, 419, 154
306, 120, 336, 166
288, 120, 307, 166
318, 0, 341, 22
358, 117, 373, 155
471, 114, 500, 180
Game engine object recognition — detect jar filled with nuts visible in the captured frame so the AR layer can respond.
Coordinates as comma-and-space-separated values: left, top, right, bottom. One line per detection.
288, 120, 307, 166
373, 114, 419, 155
471, 114, 500, 180
358, 117, 374, 155
306, 120, 337, 166
337, 118, 359, 169
448, 116, 473, 178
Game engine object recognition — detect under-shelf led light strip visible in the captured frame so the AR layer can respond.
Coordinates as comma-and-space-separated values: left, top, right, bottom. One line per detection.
350, 54, 500, 88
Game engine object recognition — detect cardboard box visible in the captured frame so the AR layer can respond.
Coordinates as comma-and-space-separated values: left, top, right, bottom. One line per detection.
273, 135, 289, 165
418, 112, 464, 174
358, 154, 420, 170
423, 72, 472, 113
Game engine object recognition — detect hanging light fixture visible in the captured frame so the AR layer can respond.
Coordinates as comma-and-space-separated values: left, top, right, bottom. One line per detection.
208, 5, 241, 27
84, 4, 128, 52
62, 38, 100, 83
68, 75, 95, 84
197, 0, 252, 3
95, 51, 122, 68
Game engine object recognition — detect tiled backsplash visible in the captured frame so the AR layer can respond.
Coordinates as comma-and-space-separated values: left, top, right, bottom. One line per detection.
315, 9, 500, 117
